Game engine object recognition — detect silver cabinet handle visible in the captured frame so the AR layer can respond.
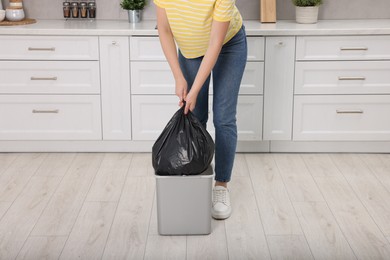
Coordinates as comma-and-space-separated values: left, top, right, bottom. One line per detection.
112, 41, 118, 46
336, 110, 364, 114
340, 47, 368, 51
28, 47, 56, 51
32, 109, 59, 113
30, 77, 58, 81
338, 76, 366, 81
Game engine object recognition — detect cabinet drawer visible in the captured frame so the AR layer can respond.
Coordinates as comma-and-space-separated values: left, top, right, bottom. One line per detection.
247, 37, 265, 61
207, 95, 263, 141
130, 36, 264, 61
293, 95, 390, 141
0, 61, 100, 94
295, 61, 390, 94
132, 95, 263, 141
0, 95, 102, 140
131, 61, 264, 95
296, 36, 390, 61
0, 36, 99, 60
130, 37, 165, 61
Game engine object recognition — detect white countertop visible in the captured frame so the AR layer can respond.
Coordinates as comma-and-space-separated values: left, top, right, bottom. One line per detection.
1, 19, 390, 36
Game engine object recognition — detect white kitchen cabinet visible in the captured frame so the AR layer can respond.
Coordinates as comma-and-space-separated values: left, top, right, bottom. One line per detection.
247, 37, 265, 61
0, 36, 99, 60
130, 61, 264, 95
207, 95, 263, 141
294, 35, 390, 142
296, 35, 390, 61
131, 95, 179, 140
130, 36, 165, 61
99, 37, 132, 140
132, 95, 263, 141
0, 95, 101, 140
293, 95, 390, 141
131, 61, 174, 94
0, 61, 100, 94
263, 37, 295, 140
0, 35, 101, 141
295, 61, 390, 94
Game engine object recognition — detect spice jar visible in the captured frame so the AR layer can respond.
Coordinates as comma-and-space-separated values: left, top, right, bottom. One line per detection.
80, 2, 88, 18
63, 2, 70, 18
71, 2, 79, 18
88, 2, 96, 19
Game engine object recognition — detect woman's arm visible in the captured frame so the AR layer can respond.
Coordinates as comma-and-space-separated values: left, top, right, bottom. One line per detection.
156, 6, 187, 107
184, 20, 230, 114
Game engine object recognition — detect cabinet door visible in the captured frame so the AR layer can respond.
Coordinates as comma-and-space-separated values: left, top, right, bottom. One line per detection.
263, 37, 295, 140
131, 95, 179, 140
207, 95, 263, 141
99, 37, 131, 140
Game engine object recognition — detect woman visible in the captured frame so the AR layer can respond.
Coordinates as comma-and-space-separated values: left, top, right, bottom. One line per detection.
155, 0, 247, 220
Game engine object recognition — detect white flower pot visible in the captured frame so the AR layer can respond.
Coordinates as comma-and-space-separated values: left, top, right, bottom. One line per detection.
295, 6, 319, 24
128, 10, 142, 23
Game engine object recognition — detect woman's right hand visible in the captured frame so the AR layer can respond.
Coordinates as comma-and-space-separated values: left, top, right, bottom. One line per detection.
175, 76, 188, 108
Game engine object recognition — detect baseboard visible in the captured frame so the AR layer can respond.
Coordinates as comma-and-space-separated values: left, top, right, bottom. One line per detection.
0, 140, 388, 153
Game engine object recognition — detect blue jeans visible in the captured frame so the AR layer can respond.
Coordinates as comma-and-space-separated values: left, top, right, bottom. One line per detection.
178, 25, 247, 182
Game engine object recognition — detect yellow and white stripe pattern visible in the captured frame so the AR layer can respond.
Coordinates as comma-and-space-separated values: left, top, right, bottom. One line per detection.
154, 0, 242, 58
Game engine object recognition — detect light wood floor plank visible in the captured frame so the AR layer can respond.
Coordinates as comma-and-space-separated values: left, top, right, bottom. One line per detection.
31, 153, 104, 236
127, 153, 154, 177
303, 154, 390, 259
60, 202, 117, 260
232, 153, 249, 177
0, 176, 61, 260
34, 153, 76, 177
102, 176, 155, 260
186, 219, 229, 260
274, 154, 324, 202
293, 201, 356, 260
361, 154, 390, 194
16, 236, 67, 260
331, 154, 390, 236
246, 153, 302, 235
225, 177, 271, 260
0, 153, 18, 177
0, 202, 11, 220
144, 235, 186, 260
266, 235, 313, 260
86, 153, 132, 202
0, 153, 46, 202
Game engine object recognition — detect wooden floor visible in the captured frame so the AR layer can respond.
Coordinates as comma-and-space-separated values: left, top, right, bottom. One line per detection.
1, 153, 390, 260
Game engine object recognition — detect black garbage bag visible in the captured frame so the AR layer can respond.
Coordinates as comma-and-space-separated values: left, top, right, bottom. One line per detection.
152, 106, 214, 176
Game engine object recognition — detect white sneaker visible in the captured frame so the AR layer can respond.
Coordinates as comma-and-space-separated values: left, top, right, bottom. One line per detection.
212, 186, 232, 220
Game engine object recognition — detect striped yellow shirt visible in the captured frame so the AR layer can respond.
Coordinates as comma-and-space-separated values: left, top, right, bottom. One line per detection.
154, 0, 243, 58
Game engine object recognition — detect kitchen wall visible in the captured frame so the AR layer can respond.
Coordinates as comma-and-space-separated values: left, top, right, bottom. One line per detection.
2, 0, 390, 20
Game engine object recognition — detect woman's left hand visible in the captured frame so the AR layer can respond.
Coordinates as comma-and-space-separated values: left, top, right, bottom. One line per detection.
184, 89, 198, 114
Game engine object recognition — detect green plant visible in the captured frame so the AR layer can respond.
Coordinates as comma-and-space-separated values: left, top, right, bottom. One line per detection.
292, 0, 322, 6
120, 0, 147, 10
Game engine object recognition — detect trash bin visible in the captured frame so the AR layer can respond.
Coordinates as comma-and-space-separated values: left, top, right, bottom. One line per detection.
156, 165, 213, 235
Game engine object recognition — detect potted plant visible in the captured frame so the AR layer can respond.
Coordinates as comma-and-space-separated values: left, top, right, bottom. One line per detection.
120, 0, 147, 23
292, 0, 323, 24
